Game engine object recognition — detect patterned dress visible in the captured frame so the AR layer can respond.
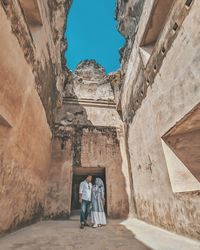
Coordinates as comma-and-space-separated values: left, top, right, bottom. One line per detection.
91, 178, 106, 226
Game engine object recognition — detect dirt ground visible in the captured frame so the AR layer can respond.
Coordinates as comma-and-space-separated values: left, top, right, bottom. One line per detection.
0, 216, 151, 250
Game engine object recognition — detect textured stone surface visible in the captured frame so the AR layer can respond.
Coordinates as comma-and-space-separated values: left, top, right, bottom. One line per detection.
0, 0, 70, 233
45, 59, 129, 219
0, 218, 150, 250
119, 0, 200, 239
44, 136, 73, 219
65, 60, 115, 101
116, 0, 145, 74
0, 5, 52, 233
46, 126, 129, 219
81, 127, 129, 218
1, 0, 72, 126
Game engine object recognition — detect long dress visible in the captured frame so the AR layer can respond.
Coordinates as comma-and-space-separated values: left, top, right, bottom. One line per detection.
91, 178, 106, 226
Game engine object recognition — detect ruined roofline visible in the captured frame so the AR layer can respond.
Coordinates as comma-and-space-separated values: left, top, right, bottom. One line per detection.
74, 59, 106, 73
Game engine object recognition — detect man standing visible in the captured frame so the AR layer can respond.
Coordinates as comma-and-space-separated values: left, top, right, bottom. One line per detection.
79, 174, 92, 229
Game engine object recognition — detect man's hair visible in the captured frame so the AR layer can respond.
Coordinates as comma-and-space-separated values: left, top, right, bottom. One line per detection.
86, 174, 92, 178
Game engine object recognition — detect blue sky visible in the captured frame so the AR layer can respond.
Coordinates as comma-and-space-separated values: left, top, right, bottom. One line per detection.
65, 0, 125, 73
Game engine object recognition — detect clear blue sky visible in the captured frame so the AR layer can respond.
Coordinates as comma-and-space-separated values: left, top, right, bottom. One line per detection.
65, 0, 125, 73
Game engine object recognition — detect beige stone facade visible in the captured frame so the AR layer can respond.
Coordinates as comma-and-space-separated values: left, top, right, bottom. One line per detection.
118, 0, 200, 239
45, 61, 130, 219
0, 0, 70, 233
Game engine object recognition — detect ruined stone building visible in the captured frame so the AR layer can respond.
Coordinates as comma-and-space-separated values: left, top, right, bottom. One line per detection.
0, 0, 200, 243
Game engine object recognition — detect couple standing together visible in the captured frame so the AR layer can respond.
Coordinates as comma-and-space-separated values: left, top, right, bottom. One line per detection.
79, 174, 106, 229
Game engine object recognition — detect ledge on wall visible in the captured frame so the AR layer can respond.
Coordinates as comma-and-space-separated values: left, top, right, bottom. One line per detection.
19, 0, 43, 43
139, 0, 175, 67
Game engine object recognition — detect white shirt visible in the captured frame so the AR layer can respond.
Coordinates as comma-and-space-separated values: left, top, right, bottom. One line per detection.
79, 180, 92, 201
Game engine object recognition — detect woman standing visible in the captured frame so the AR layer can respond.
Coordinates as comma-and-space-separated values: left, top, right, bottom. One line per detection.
91, 178, 107, 228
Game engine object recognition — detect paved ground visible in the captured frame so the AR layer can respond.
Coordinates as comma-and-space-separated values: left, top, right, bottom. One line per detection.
122, 218, 200, 250
0, 217, 150, 250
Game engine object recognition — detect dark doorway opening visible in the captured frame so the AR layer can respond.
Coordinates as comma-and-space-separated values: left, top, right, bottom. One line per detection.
71, 167, 106, 214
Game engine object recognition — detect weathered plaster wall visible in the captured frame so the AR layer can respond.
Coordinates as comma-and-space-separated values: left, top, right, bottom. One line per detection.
0, 6, 52, 233
45, 126, 129, 219
1, 0, 72, 126
116, 0, 145, 74
45, 136, 73, 219
0, 0, 72, 234
119, 0, 200, 239
45, 61, 130, 219
64, 60, 115, 101
81, 127, 129, 218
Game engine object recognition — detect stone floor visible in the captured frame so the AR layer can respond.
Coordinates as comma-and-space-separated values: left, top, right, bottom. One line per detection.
0, 217, 150, 250
122, 218, 200, 250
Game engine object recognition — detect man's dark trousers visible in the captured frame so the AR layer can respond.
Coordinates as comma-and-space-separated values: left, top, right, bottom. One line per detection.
80, 200, 90, 224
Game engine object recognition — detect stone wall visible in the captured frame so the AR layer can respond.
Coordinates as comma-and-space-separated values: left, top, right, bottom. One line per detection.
44, 136, 73, 219
0, 0, 70, 233
1, 0, 72, 126
64, 60, 115, 101
45, 61, 130, 219
118, 0, 200, 239
116, 0, 145, 74
45, 126, 129, 219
